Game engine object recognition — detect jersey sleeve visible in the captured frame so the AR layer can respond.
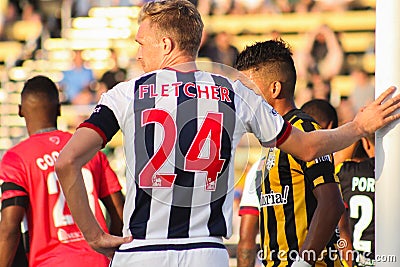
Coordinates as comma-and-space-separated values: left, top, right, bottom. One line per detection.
233, 80, 292, 147
0, 151, 29, 209
335, 161, 353, 208
296, 121, 338, 189
239, 158, 262, 216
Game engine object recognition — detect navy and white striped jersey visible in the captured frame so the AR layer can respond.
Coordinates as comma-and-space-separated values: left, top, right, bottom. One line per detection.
81, 68, 291, 245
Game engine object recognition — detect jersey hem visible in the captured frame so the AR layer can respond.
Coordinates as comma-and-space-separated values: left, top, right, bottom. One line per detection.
118, 236, 224, 250
238, 206, 259, 216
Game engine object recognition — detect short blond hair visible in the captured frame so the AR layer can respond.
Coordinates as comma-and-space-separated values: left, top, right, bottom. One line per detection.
138, 0, 203, 57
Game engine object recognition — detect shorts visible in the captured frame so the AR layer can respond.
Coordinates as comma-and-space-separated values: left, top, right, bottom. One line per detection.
110, 242, 229, 267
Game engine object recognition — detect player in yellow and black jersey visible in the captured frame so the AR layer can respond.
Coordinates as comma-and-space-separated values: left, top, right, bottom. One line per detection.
236, 40, 345, 267
258, 109, 342, 267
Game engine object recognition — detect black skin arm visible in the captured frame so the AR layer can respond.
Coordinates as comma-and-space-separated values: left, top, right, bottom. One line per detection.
100, 191, 125, 236
0, 205, 25, 267
237, 214, 259, 267
300, 183, 345, 264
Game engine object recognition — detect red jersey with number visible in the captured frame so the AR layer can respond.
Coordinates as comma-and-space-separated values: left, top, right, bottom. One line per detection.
0, 130, 122, 267
80, 69, 291, 247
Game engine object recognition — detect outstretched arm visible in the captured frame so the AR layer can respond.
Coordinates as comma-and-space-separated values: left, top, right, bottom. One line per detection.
55, 127, 131, 258
280, 87, 400, 161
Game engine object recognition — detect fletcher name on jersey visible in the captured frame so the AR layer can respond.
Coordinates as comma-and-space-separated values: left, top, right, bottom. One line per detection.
138, 81, 232, 102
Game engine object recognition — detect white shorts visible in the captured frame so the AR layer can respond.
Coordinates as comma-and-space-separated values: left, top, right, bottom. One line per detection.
110, 242, 229, 267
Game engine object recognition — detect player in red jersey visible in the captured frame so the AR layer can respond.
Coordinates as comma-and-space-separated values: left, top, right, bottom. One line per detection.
0, 75, 124, 267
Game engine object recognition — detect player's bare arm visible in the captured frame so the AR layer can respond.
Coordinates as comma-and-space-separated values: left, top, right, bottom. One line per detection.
338, 209, 353, 267
55, 128, 132, 258
101, 192, 124, 236
280, 87, 400, 161
298, 183, 344, 265
0, 205, 25, 267
237, 214, 259, 267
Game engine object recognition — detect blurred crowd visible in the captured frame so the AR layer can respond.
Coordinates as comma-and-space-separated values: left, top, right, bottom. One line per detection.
0, 0, 375, 117
195, 0, 374, 16
0, 0, 376, 133
0, 0, 376, 42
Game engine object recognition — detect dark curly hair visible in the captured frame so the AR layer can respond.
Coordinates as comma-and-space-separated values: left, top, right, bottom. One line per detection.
234, 39, 297, 95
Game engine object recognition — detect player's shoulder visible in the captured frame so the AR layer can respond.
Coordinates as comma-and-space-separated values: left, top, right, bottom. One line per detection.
284, 109, 319, 131
336, 159, 363, 176
4, 130, 70, 155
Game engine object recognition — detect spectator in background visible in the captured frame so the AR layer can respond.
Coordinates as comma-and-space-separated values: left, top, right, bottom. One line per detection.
294, 0, 316, 13
0, 75, 124, 267
98, 49, 127, 94
208, 31, 239, 67
20, 1, 41, 22
59, 50, 95, 104
295, 24, 344, 100
198, 29, 215, 59
71, 0, 92, 17
312, 0, 351, 12
348, 67, 375, 115
273, 0, 293, 12
210, 0, 235, 15
234, 0, 266, 14
334, 68, 374, 166
0, 2, 19, 41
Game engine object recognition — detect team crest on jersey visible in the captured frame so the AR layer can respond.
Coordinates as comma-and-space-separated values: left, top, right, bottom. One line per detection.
206, 179, 217, 191
49, 136, 60, 145
259, 185, 289, 207
152, 176, 162, 187
93, 106, 101, 113
314, 154, 331, 163
266, 148, 276, 171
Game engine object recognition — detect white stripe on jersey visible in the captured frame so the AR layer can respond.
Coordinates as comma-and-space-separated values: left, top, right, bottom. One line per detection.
189, 71, 219, 237
239, 159, 261, 209
145, 70, 177, 239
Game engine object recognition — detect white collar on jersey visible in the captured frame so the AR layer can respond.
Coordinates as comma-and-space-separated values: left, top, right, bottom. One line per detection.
34, 127, 57, 135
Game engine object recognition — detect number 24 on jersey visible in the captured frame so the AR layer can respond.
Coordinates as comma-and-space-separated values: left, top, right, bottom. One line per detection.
139, 108, 225, 191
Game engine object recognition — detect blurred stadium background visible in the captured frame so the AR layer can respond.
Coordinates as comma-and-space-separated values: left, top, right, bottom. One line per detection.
0, 1, 376, 265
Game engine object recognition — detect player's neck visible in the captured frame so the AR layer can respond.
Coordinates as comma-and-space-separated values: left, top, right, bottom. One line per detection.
28, 124, 58, 136
34, 127, 57, 135
161, 54, 197, 72
275, 99, 296, 117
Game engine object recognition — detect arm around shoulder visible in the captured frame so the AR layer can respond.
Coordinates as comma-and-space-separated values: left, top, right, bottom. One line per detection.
279, 87, 400, 161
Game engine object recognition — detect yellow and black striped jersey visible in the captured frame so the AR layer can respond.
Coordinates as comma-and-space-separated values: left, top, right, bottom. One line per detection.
258, 109, 342, 267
